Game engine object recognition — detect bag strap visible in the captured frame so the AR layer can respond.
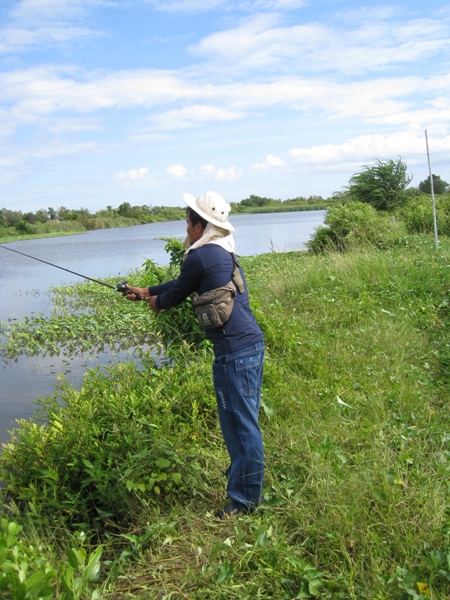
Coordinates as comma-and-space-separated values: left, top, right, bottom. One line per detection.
231, 253, 245, 294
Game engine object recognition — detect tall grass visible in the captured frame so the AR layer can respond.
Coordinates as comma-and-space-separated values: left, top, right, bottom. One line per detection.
1, 235, 450, 599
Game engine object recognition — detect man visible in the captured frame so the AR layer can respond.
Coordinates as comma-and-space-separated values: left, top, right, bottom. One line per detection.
125, 191, 265, 518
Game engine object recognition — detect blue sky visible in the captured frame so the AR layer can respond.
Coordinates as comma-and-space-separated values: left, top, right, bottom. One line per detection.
1, 0, 449, 213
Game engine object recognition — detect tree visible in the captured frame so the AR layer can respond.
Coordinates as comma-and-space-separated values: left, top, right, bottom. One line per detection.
1, 208, 23, 227
15, 220, 33, 234
24, 212, 36, 224
35, 209, 48, 224
419, 174, 449, 195
347, 158, 412, 212
117, 202, 132, 217
239, 195, 280, 207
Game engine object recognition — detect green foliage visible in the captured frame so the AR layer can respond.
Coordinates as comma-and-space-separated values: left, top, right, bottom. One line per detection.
0, 287, 154, 360
142, 237, 208, 353
419, 174, 449, 195
0, 359, 208, 531
347, 158, 412, 211
15, 220, 34, 235
400, 194, 450, 235
61, 539, 103, 600
0, 237, 205, 362
0, 204, 186, 238
1, 198, 331, 241
3, 237, 450, 598
239, 195, 282, 208
0, 519, 56, 599
306, 200, 403, 253
0, 519, 102, 599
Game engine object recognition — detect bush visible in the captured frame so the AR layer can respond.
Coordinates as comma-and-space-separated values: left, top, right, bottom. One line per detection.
143, 237, 207, 353
306, 201, 402, 253
0, 360, 208, 533
15, 220, 34, 235
400, 194, 450, 235
0, 520, 102, 599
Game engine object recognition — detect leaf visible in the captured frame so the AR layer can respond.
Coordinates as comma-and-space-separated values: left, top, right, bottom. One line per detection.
216, 561, 234, 584
336, 396, 353, 409
257, 526, 272, 548
155, 458, 171, 469
172, 472, 182, 485
417, 582, 430, 596
66, 548, 79, 570
83, 545, 102, 583
8, 522, 22, 537
261, 399, 274, 421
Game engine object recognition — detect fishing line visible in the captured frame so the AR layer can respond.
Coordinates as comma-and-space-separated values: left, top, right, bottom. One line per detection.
0, 243, 121, 291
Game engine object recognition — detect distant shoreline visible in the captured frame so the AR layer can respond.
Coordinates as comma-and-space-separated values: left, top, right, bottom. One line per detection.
0, 204, 329, 244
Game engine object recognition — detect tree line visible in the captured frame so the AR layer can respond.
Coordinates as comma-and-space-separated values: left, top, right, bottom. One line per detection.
0, 195, 328, 234
1, 164, 448, 235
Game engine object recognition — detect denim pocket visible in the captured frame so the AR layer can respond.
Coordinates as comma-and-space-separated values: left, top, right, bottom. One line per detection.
235, 353, 263, 396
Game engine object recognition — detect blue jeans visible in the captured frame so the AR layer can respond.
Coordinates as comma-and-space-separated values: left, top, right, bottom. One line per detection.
212, 341, 265, 509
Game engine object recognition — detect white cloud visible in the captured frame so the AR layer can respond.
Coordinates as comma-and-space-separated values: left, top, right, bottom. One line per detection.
10, 0, 111, 22
0, 140, 97, 184
139, 0, 305, 13
288, 130, 450, 170
0, 0, 107, 54
2, 1, 450, 211
251, 154, 284, 170
189, 11, 450, 75
0, 26, 98, 53
113, 167, 149, 181
152, 105, 243, 130
142, 0, 225, 12
200, 164, 242, 181
166, 164, 188, 179
2, 65, 446, 138
166, 163, 242, 182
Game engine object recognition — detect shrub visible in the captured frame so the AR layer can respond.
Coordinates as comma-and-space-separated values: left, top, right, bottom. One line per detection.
142, 237, 208, 353
306, 201, 401, 253
400, 194, 450, 235
0, 360, 206, 533
0, 520, 102, 599
15, 220, 34, 235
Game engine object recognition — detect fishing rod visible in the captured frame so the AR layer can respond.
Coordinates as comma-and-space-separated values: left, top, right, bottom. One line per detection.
0, 244, 142, 298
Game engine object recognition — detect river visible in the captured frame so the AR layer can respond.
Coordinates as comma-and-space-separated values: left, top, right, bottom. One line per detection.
0, 210, 325, 447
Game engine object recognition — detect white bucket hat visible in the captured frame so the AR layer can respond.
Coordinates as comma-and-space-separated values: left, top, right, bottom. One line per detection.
183, 191, 235, 232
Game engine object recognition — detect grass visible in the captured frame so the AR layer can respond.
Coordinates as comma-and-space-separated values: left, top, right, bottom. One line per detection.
1, 235, 450, 599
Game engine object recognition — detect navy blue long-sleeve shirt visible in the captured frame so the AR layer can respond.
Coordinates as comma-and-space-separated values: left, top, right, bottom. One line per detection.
149, 244, 263, 357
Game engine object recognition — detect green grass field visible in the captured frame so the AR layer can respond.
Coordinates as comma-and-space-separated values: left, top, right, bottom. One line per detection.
1, 235, 450, 599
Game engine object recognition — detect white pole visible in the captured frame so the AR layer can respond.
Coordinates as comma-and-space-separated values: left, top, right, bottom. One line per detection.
425, 129, 438, 250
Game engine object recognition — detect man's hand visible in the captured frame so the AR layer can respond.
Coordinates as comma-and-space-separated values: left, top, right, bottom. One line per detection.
123, 284, 149, 301
147, 295, 164, 313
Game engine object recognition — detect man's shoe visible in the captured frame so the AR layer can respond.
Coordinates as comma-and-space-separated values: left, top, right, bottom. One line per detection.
215, 503, 249, 520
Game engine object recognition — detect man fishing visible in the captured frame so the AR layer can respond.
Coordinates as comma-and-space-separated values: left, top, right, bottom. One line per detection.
124, 191, 265, 519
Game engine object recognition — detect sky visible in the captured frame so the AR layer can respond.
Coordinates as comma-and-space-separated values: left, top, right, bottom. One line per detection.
1, 0, 450, 214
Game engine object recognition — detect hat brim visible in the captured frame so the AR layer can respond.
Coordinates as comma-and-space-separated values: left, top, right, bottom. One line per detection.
183, 193, 235, 232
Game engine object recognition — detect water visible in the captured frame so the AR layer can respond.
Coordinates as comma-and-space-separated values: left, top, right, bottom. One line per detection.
0, 211, 325, 446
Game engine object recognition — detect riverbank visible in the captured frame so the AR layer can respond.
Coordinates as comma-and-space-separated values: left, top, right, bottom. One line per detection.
1, 236, 450, 598
0, 203, 330, 244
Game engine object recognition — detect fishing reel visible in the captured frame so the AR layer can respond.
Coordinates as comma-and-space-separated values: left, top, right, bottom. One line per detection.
116, 281, 143, 300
